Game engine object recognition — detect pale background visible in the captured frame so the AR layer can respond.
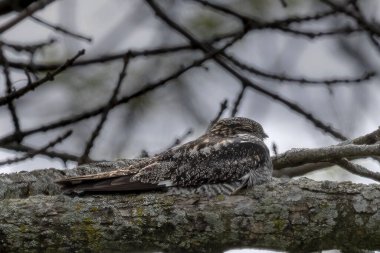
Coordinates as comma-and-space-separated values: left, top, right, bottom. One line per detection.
0, 1, 379, 252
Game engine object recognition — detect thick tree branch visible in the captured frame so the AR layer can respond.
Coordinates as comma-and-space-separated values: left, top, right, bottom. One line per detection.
0, 130, 72, 166
0, 165, 379, 252
273, 144, 380, 169
274, 128, 380, 178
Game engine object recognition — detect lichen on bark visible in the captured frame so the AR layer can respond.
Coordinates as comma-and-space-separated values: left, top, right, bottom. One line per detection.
0, 166, 379, 252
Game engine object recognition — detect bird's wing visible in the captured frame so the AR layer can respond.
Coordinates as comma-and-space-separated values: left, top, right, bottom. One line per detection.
56, 158, 155, 185
56, 159, 173, 194
132, 135, 270, 187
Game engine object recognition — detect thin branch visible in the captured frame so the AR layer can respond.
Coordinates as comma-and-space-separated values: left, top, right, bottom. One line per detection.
145, 0, 348, 141
225, 53, 375, 86
350, 1, 380, 55
210, 99, 228, 127
0, 35, 243, 145
247, 79, 343, 140
0, 49, 85, 106
0, 45, 22, 141
188, 0, 363, 41
31, 15, 92, 42
78, 55, 130, 164
230, 84, 246, 117
336, 158, 380, 183
5, 31, 240, 71
321, 0, 380, 36
0, 0, 40, 16
0, 0, 56, 34
276, 26, 363, 39
2, 142, 84, 163
368, 34, 380, 55
0, 130, 72, 166
1, 38, 56, 53
279, 0, 288, 8
272, 142, 278, 156
350, 127, 380, 145
188, 0, 338, 27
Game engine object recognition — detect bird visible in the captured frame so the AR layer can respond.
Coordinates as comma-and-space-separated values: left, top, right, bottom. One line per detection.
56, 117, 273, 195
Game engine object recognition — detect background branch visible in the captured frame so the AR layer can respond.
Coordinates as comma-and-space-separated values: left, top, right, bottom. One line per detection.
0, 49, 85, 107
0, 130, 72, 166
0, 0, 56, 33
145, 0, 348, 141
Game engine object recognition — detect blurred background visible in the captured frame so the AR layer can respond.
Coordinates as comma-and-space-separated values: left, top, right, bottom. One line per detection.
0, 1, 379, 182
1, 1, 380, 252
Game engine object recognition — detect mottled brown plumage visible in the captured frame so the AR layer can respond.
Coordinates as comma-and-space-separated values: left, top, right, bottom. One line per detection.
57, 117, 272, 195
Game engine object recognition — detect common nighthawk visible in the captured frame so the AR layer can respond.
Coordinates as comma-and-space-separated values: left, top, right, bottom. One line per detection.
57, 117, 273, 195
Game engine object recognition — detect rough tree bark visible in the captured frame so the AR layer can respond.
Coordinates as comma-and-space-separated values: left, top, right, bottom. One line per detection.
0, 160, 379, 253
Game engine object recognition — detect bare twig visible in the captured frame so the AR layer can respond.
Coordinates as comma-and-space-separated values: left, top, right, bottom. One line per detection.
188, 2, 374, 85
31, 15, 92, 42
350, 1, 380, 55
0, 45, 22, 141
321, 0, 380, 36
210, 99, 228, 128
0, 35, 243, 145
276, 26, 363, 39
230, 85, 246, 117
225, 54, 375, 86
188, 0, 338, 27
78, 55, 130, 164
245, 80, 348, 140
1, 38, 56, 53
279, 0, 288, 8
0, 130, 72, 166
272, 143, 278, 156
336, 158, 380, 183
0, 0, 378, 173
368, 34, 380, 55
2, 142, 84, 163
167, 129, 194, 149
0, 49, 85, 106
0, 0, 56, 34
189, 0, 363, 41
5, 31, 240, 72
0, 0, 38, 15
145, 0, 348, 141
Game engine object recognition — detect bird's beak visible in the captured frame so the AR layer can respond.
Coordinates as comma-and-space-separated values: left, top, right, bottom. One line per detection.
263, 132, 269, 139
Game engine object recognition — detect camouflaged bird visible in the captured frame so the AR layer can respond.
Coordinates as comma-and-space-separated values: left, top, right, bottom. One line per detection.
56, 117, 273, 195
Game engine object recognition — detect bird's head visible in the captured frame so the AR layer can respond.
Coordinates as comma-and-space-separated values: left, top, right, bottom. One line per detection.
208, 117, 268, 140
